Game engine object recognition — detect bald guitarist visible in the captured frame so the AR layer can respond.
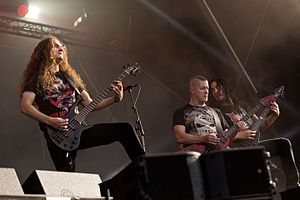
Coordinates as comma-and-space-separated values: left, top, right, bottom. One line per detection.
172, 75, 231, 153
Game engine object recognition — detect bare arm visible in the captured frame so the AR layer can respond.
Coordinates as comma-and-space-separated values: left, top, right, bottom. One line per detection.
261, 102, 280, 130
234, 129, 257, 140
20, 91, 68, 131
173, 125, 219, 145
80, 81, 124, 111
233, 120, 257, 140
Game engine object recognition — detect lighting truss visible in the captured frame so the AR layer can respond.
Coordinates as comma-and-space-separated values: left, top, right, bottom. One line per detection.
0, 15, 110, 49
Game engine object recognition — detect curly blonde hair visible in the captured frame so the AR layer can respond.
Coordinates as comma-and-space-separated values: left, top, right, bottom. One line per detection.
19, 36, 86, 97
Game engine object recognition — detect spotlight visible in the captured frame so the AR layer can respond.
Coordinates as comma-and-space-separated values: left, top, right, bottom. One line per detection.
74, 8, 88, 27
25, 5, 40, 19
17, 3, 28, 17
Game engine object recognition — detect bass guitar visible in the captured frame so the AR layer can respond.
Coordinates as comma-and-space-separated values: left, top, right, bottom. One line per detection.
45, 63, 141, 151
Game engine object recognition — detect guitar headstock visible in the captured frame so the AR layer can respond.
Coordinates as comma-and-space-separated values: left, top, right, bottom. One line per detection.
259, 85, 285, 106
123, 63, 141, 76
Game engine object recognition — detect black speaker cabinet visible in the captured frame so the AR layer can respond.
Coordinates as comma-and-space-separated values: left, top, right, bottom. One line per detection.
100, 152, 204, 200
200, 146, 274, 199
281, 186, 300, 199
22, 170, 102, 198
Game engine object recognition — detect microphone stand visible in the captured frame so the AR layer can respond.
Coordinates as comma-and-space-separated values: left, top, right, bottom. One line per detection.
126, 86, 146, 152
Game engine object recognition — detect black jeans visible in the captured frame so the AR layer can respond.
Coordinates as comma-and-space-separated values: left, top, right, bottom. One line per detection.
45, 122, 145, 172
259, 137, 300, 190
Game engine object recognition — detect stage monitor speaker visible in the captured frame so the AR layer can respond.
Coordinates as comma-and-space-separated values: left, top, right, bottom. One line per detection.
200, 146, 274, 199
0, 168, 24, 195
100, 152, 204, 200
281, 186, 300, 199
22, 170, 102, 198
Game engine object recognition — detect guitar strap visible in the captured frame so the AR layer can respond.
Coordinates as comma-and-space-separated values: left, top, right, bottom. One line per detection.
62, 72, 81, 96
208, 107, 224, 133
62, 72, 88, 125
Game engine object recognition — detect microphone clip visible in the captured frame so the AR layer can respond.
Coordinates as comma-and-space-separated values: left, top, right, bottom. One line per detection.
124, 84, 139, 91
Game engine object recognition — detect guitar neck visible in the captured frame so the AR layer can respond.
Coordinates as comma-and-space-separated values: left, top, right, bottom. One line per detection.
220, 102, 263, 142
250, 107, 271, 132
220, 85, 284, 143
74, 71, 129, 123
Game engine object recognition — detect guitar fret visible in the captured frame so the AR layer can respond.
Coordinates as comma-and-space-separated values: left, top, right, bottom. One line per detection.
106, 88, 113, 93
101, 91, 109, 97
99, 93, 107, 99
120, 73, 126, 78
251, 107, 271, 131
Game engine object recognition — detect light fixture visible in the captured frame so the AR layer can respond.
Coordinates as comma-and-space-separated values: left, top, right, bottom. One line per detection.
25, 5, 40, 19
17, 2, 28, 17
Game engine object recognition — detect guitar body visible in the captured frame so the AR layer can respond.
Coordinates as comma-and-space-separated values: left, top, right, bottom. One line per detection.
177, 133, 231, 154
45, 100, 91, 151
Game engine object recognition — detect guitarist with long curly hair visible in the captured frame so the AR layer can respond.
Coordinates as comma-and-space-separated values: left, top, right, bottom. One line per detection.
19, 36, 144, 172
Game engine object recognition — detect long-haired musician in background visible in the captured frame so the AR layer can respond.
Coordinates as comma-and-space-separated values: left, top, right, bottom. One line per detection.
19, 36, 144, 172
209, 78, 299, 191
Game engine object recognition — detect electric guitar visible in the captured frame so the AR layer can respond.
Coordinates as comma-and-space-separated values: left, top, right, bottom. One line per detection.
249, 86, 284, 142
45, 63, 141, 151
178, 85, 285, 153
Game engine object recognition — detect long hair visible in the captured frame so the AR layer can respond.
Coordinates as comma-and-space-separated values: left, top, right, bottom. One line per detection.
208, 78, 242, 108
19, 36, 86, 97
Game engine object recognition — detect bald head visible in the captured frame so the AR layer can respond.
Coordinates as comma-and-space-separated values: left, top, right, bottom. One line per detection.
189, 75, 208, 91
188, 75, 209, 106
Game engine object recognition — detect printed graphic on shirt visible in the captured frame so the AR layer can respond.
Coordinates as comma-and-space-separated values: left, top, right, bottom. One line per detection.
44, 77, 76, 117
183, 107, 217, 135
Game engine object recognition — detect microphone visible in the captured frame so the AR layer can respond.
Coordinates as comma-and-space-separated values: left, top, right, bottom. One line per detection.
124, 84, 139, 91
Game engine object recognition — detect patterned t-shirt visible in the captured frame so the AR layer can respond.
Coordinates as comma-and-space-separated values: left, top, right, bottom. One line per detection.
24, 72, 78, 129
173, 104, 228, 136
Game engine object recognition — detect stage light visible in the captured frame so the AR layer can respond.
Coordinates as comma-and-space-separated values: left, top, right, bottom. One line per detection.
17, 3, 28, 17
25, 5, 40, 19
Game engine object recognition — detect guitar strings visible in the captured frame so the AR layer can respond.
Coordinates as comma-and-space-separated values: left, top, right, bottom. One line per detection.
52, 69, 133, 144
53, 82, 118, 141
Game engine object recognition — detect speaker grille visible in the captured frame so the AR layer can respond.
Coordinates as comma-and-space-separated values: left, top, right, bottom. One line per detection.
22, 170, 102, 198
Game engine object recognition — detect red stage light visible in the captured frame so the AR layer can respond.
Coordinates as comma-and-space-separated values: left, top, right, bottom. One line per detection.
17, 4, 28, 17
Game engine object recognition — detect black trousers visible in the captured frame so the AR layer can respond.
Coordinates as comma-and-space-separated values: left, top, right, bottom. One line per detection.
45, 122, 145, 172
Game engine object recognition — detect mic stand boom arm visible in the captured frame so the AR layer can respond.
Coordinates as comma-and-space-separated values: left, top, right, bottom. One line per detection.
127, 86, 146, 152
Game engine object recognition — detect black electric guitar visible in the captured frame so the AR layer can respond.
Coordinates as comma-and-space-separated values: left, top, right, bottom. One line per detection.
178, 85, 285, 153
45, 63, 141, 151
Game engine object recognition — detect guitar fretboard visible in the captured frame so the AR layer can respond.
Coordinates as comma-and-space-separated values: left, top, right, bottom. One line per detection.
73, 67, 137, 123
219, 102, 263, 143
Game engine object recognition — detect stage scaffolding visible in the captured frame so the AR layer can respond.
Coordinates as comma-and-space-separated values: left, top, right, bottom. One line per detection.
0, 15, 110, 49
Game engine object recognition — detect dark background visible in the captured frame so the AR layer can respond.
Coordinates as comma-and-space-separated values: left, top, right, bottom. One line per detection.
0, 0, 299, 183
